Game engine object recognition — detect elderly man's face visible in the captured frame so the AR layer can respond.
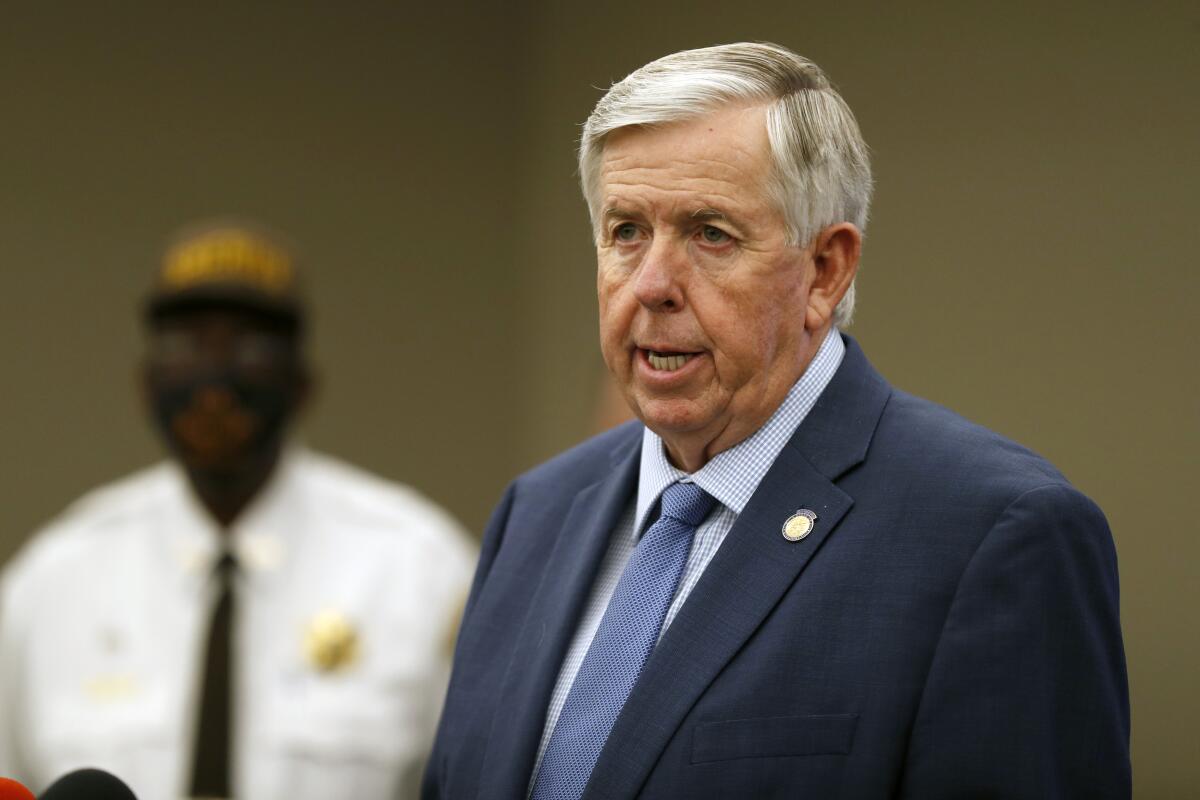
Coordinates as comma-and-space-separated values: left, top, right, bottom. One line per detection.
597, 105, 829, 470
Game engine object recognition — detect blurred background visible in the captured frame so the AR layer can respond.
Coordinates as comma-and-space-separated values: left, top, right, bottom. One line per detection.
1, 1, 1195, 793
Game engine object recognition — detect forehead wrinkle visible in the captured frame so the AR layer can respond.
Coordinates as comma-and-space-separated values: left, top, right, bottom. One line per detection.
602, 190, 747, 227
602, 154, 761, 187
602, 120, 769, 176
601, 180, 770, 233
601, 162, 771, 216
600, 169, 761, 207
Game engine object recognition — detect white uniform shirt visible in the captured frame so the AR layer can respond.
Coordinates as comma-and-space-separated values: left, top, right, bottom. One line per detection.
0, 448, 476, 799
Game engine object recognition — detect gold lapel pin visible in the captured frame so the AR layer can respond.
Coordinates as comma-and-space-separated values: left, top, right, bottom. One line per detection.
303, 610, 360, 673
782, 509, 818, 542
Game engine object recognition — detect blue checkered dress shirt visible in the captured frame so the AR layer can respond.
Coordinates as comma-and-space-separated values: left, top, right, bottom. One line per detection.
529, 330, 846, 788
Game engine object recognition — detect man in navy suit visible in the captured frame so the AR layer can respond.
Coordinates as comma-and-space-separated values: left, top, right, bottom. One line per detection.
424, 42, 1129, 799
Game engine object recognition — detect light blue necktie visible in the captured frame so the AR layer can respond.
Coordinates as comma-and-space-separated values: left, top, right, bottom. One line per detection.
531, 481, 716, 800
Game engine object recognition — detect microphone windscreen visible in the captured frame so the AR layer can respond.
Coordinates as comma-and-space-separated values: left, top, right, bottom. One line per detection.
37, 769, 137, 800
0, 777, 35, 800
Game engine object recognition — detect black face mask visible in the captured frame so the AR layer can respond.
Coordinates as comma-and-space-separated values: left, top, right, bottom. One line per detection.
150, 370, 293, 474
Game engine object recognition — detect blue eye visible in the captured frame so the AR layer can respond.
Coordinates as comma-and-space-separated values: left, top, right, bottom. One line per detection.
614, 223, 639, 242
701, 225, 730, 244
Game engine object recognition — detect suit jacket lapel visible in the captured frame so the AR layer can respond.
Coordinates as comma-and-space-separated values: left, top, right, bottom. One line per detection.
476, 429, 642, 799
583, 336, 892, 800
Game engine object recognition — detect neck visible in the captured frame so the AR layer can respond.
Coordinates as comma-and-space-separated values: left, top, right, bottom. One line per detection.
662, 436, 728, 474
186, 444, 283, 530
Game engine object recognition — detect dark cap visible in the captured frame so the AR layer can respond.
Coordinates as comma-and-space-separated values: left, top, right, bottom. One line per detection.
144, 220, 305, 331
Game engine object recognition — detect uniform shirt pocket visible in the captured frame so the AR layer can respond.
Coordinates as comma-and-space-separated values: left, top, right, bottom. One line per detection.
690, 714, 859, 764
250, 669, 425, 800
265, 676, 415, 765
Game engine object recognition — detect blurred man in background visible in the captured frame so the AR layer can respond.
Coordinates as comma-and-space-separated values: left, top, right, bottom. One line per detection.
0, 221, 475, 798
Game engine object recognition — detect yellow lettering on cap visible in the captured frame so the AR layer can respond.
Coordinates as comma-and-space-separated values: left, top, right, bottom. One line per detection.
161, 230, 294, 295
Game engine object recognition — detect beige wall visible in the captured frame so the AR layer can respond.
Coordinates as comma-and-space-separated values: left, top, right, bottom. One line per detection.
2, 2, 1196, 794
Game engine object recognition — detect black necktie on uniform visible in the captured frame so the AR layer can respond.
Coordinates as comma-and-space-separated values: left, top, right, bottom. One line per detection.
189, 550, 237, 798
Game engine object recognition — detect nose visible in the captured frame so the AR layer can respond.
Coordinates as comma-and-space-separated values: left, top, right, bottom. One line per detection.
193, 384, 237, 413
632, 238, 686, 311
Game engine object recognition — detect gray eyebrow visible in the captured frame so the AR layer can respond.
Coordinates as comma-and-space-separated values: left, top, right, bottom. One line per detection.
600, 206, 734, 225
690, 207, 729, 222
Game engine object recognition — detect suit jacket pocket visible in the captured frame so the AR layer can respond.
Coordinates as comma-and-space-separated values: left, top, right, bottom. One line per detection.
690, 714, 859, 764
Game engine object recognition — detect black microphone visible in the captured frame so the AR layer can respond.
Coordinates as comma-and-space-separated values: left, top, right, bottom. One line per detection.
38, 769, 137, 800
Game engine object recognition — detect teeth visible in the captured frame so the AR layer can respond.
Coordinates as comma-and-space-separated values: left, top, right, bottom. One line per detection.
647, 351, 694, 371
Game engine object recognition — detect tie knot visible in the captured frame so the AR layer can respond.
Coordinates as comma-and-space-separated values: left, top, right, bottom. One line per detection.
212, 550, 238, 578
659, 482, 716, 527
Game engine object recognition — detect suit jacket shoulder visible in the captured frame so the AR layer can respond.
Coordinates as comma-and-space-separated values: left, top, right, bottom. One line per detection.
516, 420, 643, 494
875, 385, 1071, 500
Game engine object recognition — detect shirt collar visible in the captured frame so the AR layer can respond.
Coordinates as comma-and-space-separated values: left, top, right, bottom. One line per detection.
169, 445, 304, 575
633, 329, 845, 539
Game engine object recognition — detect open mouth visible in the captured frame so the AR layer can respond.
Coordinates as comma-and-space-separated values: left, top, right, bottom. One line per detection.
644, 349, 698, 372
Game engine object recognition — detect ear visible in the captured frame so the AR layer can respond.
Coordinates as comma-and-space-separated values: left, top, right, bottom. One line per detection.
804, 222, 862, 332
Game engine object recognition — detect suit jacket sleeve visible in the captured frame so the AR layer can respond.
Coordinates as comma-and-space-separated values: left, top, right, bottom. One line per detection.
422, 481, 516, 800
899, 483, 1130, 798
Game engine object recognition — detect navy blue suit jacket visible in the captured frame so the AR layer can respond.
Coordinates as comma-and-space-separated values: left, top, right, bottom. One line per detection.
425, 336, 1130, 799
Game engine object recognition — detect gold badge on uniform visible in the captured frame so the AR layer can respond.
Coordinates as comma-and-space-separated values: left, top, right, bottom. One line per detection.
782, 509, 818, 541
303, 610, 360, 673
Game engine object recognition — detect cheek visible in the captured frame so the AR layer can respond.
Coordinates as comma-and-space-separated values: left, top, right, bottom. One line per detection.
704, 292, 793, 378
699, 287, 762, 351
597, 272, 632, 336
596, 256, 626, 298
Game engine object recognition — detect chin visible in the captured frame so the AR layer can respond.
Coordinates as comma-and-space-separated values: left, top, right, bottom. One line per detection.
634, 398, 709, 437
179, 445, 255, 475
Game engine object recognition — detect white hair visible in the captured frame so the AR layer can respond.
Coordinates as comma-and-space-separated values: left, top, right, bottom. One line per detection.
579, 42, 873, 326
